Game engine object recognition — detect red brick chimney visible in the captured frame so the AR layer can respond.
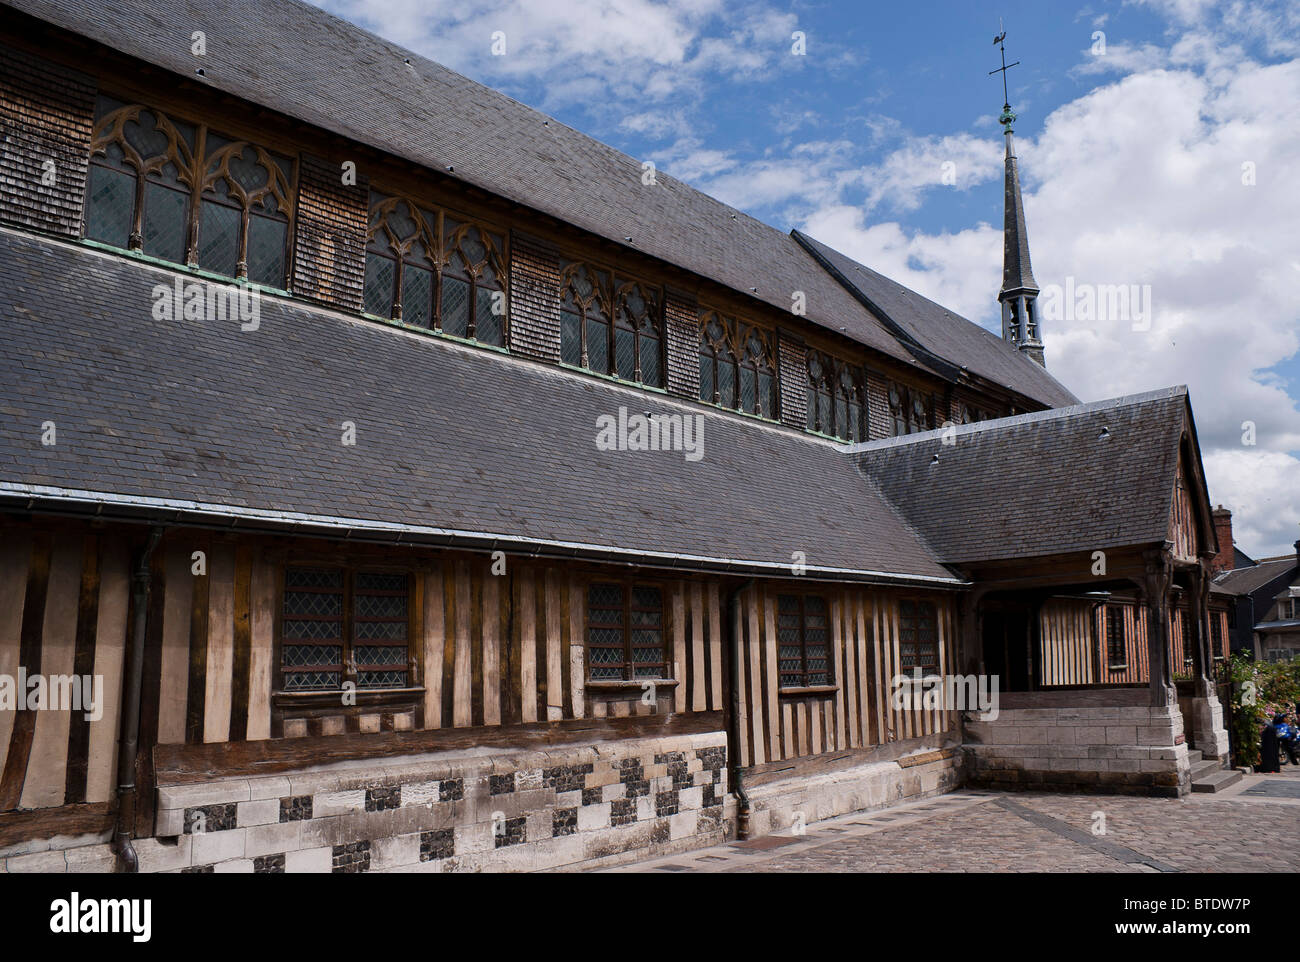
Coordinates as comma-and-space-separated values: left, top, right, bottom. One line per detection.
1210, 505, 1234, 574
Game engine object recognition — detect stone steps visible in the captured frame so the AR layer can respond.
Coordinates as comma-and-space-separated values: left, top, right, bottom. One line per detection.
1191, 769, 1242, 793
1186, 749, 1203, 766
1189, 758, 1221, 780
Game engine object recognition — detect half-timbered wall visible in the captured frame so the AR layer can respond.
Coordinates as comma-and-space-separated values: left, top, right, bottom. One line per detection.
1037, 599, 1097, 686
732, 584, 957, 769
0, 527, 130, 814
1169, 456, 1199, 562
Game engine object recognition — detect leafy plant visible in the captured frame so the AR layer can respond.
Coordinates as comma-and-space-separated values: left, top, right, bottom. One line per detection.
1227, 652, 1300, 768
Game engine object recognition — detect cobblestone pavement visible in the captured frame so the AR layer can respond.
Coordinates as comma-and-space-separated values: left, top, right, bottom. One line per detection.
610, 768, 1300, 873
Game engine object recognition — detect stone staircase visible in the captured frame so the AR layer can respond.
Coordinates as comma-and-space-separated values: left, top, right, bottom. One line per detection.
1188, 749, 1242, 793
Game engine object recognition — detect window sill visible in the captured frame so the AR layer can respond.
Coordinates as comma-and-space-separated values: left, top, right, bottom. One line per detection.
1106, 665, 1129, 672
778, 685, 839, 697
585, 679, 678, 691
273, 686, 425, 708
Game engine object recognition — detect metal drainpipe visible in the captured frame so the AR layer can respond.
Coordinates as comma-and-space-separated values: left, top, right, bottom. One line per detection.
113, 526, 164, 873
726, 578, 755, 841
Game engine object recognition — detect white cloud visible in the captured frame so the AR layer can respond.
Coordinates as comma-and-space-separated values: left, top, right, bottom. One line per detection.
800, 19, 1300, 556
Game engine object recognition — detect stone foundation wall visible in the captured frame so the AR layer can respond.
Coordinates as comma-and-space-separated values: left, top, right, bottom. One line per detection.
963, 704, 1191, 797
1183, 694, 1230, 760
0, 732, 728, 873
742, 747, 964, 837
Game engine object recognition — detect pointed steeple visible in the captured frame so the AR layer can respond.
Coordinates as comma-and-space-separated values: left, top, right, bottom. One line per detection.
991, 31, 1045, 367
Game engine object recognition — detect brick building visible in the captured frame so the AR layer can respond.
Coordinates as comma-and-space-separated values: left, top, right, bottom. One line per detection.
0, 0, 1233, 873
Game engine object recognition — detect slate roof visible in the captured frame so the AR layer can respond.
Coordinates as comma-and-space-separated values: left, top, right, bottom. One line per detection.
851, 388, 1193, 565
794, 231, 1077, 408
1214, 558, 1298, 596
0, 229, 960, 584
4, 0, 1070, 409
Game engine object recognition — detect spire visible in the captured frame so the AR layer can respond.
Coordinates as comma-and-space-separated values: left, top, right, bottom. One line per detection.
990, 28, 1045, 367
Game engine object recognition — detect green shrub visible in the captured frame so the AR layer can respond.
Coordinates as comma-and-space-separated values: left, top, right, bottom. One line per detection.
1228, 653, 1300, 767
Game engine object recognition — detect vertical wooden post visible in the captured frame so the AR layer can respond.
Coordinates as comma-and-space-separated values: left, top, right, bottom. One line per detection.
1143, 548, 1174, 707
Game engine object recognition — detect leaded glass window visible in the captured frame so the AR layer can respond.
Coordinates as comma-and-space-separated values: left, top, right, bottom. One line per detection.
442, 219, 507, 345
586, 583, 666, 681
898, 600, 939, 675
699, 312, 777, 418
363, 194, 507, 346
777, 594, 831, 688
280, 567, 411, 692
87, 96, 197, 264
85, 94, 294, 287
806, 351, 865, 440
888, 382, 936, 436
560, 262, 662, 386
1105, 605, 1126, 670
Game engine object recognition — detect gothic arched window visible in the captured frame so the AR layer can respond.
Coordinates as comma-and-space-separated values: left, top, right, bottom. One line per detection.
699, 313, 777, 418
807, 351, 865, 441
85, 95, 294, 288
364, 195, 438, 326
560, 262, 611, 371
197, 134, 293, 286
560, 262, 662, 387
614, 281, 663, 387
441, 219, 507, 346
87, 98, 196, 264
888, 381, 936, 436
363, 195, 507, 347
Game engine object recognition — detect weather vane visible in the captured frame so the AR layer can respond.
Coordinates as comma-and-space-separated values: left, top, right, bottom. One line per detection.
989, 19, 1020, 129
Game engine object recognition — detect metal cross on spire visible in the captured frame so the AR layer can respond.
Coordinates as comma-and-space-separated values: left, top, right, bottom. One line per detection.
989, 21, 1020, 129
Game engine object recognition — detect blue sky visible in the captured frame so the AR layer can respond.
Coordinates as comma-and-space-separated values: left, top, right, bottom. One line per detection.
317, 0, 1300, 557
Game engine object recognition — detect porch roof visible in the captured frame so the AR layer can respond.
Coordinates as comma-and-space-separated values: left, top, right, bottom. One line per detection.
849, 388, 1196, 566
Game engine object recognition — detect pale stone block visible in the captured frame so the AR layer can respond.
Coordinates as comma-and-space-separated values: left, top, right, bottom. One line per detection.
601, 783, 624, 802
400, 780, 441, 808
313, 789, 366, 817
578, 802, 611, 832
246, 776, 292, 801
213, 858, 254, 873
64, 844, 117, 873
158, 780, 250, 810
319, 716, 346, 736
192, 827, 246, 865
636, 796, 654, 821
134, 836, 192, 873
237, 798, 281, 827
1105, 727, 1137, 745
1108, 759, 1140, 772
1046, 727, 1076, 745
245, 821, 302, 858
284, 846, 332, 873
371, 833, 421, 870
155, 807, 185, 837
6, 849, 67, 872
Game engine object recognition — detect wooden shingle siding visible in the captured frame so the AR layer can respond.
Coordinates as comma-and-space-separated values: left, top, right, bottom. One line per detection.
507, 229, 561, 361
0, 44, 95, 239
776, 331, 806, 429
866, 369, 891, 440
663, 287, 700, 399
290, 153, 368, 310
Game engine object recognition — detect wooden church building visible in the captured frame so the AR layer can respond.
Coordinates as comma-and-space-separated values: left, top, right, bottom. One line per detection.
0, 0, 1232, 873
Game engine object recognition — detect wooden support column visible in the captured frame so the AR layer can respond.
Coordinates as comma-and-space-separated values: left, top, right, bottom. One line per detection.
958, 586, 986, 677
1187, 563, 1214, 696
1142, 548, 1175, 707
